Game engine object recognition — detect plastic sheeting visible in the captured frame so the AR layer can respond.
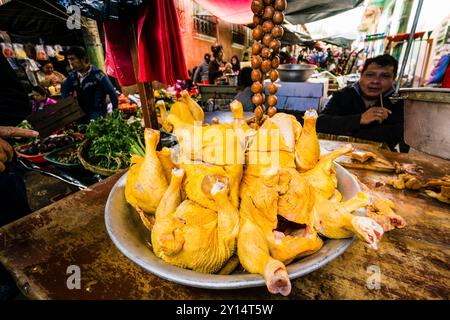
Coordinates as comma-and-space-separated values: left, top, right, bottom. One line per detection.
56, 0, 144, 21
103, 0, 188, 86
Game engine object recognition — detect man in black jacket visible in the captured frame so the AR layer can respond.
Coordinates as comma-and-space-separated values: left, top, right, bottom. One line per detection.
317, 54, 407, 151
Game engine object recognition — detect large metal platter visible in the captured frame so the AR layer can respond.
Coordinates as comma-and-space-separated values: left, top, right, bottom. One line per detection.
105, 163, 363, 290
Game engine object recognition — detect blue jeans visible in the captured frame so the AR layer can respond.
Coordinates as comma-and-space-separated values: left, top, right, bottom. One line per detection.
0, 158, 30, 227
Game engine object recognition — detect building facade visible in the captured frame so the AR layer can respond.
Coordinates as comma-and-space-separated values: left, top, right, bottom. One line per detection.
174, 0, 253, 73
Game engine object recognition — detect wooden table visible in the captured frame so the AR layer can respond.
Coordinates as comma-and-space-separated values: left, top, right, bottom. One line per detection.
1, 141, 449, 300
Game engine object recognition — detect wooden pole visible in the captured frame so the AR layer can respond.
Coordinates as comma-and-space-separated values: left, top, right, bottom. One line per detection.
81, 17, 105, 71
129, 21, 159, 129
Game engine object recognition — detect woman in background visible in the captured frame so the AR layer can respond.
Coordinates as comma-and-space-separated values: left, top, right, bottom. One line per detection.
231, 55, 241, 74
37, 61, 66, 95
31, 86, 57, 112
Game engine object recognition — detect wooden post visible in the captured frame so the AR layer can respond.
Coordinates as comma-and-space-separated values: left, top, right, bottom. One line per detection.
129, 21, 159, 129
81, 17, 105, 71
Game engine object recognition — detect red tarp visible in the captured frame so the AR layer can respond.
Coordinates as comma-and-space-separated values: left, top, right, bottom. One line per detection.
104, 0, 188, 86
193, 0, 253, 24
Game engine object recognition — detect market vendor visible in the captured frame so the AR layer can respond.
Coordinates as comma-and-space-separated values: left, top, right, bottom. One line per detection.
61, 46, 118, 121
317, 54, 407, 151
36, 61, 66, 95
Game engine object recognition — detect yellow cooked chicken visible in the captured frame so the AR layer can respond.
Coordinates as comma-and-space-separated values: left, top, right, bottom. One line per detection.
157, 90, 204, 132
124, 100, 393, 298
300, 144, 354, 199
152, 168, 239, 273
295, 109, 320, 172
367, 197, 407, 231
312, 193, 384, 249
125, 129, 168, 213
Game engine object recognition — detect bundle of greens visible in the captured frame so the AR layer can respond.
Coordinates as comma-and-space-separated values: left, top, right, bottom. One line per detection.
85, 110, 145, 170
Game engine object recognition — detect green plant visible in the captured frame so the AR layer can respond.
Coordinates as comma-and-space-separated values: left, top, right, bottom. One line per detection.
85, 110, 144, 170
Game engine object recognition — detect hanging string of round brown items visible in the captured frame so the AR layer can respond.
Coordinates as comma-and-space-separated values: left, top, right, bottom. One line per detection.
251, 0, 286, 126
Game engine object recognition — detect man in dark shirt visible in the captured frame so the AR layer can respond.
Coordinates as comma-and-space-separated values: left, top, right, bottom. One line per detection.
208, 44, 226, 85
61, 46, 118, 121
317, 54, 407, 151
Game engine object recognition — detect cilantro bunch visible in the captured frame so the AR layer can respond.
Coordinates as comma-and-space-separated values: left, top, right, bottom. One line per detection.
85, 110, 145, 170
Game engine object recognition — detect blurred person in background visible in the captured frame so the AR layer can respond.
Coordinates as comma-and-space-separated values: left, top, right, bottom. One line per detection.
193, 53, 211, 85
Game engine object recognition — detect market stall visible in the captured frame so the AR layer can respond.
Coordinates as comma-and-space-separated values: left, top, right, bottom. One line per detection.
0, 140, 448, 299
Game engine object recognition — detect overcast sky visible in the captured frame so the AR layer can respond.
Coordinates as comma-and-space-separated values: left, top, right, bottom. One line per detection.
306, 0, 450, 39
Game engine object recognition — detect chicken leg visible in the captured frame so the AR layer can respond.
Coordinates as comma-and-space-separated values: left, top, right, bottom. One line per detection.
313, 193, 384, 249
152, 168, 186, 257
300, 144, 354, 199
125, 129, 169, 213
295, 109, 320, 172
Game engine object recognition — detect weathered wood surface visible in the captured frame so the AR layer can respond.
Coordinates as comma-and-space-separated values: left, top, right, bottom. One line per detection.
0, 141, 449, 300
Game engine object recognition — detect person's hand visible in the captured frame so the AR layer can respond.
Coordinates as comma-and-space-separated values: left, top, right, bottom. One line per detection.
0, 127, 39, 172
360, 107, 392, 125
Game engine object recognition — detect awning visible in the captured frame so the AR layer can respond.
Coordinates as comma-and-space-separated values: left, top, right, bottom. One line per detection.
285, 0, 365, 25
316, 36, 355, 49
282, 27, 311, 46
192, 0, 364, 25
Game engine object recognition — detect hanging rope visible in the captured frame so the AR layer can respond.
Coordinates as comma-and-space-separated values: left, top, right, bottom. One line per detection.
14, 0, 90, 29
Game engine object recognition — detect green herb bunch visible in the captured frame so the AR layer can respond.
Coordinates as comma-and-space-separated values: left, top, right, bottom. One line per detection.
85, 110, 145, 170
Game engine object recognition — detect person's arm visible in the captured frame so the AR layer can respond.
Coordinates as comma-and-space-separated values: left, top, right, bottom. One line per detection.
55, 71, 66, 84
60, 77, 73, 98
100, 74, 118, 109
193, 65, 201, 84
316, 92, 362, 135
0, 127, 39, 172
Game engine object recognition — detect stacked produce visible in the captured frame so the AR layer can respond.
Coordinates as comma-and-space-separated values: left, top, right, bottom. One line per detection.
118, 94, 138, 114
250, 0, 286, 124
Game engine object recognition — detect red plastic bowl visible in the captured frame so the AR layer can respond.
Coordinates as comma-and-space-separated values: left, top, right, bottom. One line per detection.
15, 144, 49, 164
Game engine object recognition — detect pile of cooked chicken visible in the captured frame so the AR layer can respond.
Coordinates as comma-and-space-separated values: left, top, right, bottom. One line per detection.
124, 99, 405, 296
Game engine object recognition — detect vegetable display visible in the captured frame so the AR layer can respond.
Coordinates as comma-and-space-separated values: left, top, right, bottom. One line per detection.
84, 110, 145, 170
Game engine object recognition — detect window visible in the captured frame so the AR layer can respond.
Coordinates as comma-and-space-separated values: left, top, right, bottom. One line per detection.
232, 24, 246, 45
193, 3, 217, 38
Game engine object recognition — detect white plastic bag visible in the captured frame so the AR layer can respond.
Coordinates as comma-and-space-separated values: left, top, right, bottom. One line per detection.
35, 44, 48, 61
45, 45, 56, 58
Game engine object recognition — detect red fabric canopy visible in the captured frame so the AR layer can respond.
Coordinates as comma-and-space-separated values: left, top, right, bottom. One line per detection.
104, 0, 188, 86
193, 0, 253, 24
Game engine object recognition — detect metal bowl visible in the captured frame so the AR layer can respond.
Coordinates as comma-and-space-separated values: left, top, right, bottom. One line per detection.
105, 163, 362, 290
278, 64, 316, 82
